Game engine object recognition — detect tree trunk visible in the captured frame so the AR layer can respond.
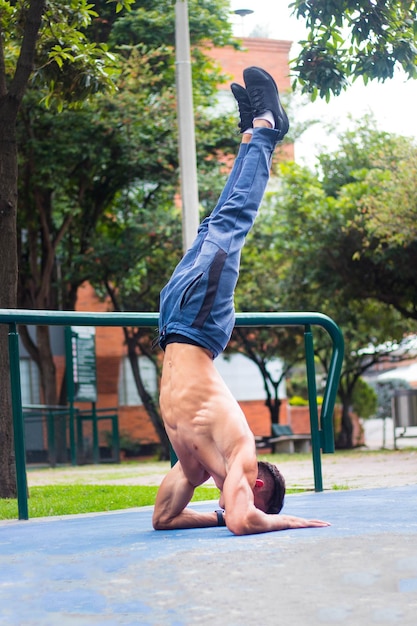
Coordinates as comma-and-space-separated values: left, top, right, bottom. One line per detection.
0, 0, 46, 497
265, 386, 281, 428
335, 401, 354, 449
0, 100, 19, 497
35, 326, 57, 404
0, 328, 17, 498
36, 325, 69, 462
126, 337, 170, 461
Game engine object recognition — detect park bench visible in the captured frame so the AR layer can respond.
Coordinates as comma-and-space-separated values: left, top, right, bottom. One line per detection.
256, 424, 311, 454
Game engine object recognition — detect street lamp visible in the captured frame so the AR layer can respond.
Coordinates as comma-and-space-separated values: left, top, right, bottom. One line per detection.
234, 8, 254, 37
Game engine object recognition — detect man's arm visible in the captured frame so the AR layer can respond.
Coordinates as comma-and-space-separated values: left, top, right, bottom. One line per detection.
152, 461, 220, 530
222, 454, 330, 536
152, 454, 330, 534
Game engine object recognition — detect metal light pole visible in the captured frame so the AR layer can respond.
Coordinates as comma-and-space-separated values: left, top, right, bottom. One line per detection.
175, 0, 200, 252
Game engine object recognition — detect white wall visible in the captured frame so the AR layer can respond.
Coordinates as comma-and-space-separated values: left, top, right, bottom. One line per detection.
215, 353, 286, 401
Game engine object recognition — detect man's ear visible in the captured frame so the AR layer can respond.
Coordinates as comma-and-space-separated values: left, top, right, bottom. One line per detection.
255, 478, 264, 489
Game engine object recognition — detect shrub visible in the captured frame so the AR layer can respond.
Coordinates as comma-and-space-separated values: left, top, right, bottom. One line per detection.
352, 378, 377, 419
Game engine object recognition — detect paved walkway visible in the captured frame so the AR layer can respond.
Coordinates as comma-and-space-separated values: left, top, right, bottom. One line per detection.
2, 484, 417, 625
26, 448, 417, 492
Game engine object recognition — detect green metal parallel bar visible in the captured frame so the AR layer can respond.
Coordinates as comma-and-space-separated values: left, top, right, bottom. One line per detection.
46, 408, 56, 468
76, 412, 84, 464
112, 413, 120, 463
69, 407, 77, 466
170, 447, 179, 466
8, 323, 29, 520
304, 325, 322, 492
0, 308, 344, 519
22, 405, 74, 467
64, 327, 77, 466
92, 403, 99, 465
0, 309, 160, 327
75, 409, 120, 464
320, 344, 339, 454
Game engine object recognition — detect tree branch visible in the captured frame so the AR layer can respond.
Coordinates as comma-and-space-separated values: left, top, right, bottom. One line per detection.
9, 0, 46, 105
0, 23, 7, 98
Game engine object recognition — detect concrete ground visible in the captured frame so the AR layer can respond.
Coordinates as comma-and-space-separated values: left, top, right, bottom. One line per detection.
1, 420, 417, 626
1, 486, 417, 626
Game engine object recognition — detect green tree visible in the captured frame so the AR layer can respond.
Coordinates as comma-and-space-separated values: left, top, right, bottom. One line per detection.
16, 61, 179, 410
351, 377, 377, 419
228, 327, 305, 429
0, 0, 133, 498
280, 167, 414, 444
315, 121, 417, 322
14, 0, 237, 460
82, 109, 239, 459
87, 191, 182, 460
361, 143, 417, 247
290, 0, 417, 100
238, 122, 416, 448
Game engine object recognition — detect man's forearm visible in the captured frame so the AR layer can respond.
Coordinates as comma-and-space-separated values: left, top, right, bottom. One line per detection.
226, 509, 331, 536
153, 507, 222, 530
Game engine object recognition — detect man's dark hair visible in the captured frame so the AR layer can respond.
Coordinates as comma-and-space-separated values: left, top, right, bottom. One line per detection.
258, 460, 286, 514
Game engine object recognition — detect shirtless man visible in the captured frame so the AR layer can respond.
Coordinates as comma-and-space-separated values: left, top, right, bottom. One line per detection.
153, 67, 330, 535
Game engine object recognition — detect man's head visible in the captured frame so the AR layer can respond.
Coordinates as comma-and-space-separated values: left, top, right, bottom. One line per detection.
254, 461, 286, 514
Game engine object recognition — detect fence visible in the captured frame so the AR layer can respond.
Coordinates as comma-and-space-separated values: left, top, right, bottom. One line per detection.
0, 309, 344, 520
22, 404, 120, 466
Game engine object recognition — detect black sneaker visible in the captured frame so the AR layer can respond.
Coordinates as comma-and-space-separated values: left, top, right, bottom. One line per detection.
230, 82, 253, 133
243, 66, 289, 141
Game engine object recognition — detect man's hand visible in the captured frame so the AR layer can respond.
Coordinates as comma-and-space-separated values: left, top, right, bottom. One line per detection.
219, 449, 332, 535
276, 515, 331, 530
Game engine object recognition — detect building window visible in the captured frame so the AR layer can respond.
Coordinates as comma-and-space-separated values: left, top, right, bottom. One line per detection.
118, 356, 158, 406
19, 358, 40, 405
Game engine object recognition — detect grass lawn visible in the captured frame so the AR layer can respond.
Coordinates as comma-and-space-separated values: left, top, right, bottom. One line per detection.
0, 455, 308, 520
0, 484, 220, 521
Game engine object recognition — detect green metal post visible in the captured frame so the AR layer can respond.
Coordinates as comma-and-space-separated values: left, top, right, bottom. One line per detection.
113, 414, 120, 463
170, 444, 178, 466
77, 412, 84, 464
304, 325, 323, 492
320, 339, 343, 454
68, 406, 76, 465
8, 323, 29, 520
64, 327, 77, 465
92, 402, 99, 464
46, 407, 56, 468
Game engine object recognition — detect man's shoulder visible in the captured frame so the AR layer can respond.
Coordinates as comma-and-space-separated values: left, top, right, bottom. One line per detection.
226, 436, 258, 477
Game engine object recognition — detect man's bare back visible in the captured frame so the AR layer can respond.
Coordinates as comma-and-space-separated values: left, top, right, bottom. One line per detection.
160, 343, 258, 492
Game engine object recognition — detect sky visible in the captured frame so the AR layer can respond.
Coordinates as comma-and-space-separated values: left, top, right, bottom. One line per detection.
229, 1, 417, 165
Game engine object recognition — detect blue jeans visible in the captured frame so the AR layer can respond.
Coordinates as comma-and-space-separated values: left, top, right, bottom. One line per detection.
158, 127, 279, 358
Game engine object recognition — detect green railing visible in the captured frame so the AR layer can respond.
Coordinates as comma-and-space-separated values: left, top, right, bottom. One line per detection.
22, 404, 120, 467
0, 309, 344, 520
